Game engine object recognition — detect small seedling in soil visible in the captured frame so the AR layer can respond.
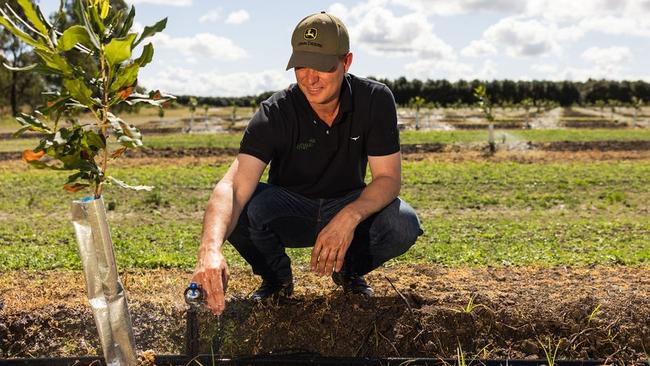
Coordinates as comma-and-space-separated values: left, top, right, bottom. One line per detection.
452, 340, 489, 366
537, 336, 561, 366
458, 293, 491, 314
587, 303, 602, 324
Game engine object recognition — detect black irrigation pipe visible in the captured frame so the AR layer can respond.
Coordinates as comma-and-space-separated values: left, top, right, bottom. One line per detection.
1, 356, 647, 366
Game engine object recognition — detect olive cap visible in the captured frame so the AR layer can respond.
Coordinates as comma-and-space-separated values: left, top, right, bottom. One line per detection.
286, 11, 349, 72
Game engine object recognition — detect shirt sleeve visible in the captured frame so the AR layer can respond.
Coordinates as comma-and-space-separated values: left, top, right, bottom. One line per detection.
366, 85, 401, 156
239, 102, 276, 163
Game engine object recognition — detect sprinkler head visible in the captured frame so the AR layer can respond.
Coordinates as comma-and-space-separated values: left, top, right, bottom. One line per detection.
184, 282, 205, 307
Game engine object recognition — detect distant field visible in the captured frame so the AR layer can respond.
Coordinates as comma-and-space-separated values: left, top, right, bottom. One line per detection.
3, 128, 650, 153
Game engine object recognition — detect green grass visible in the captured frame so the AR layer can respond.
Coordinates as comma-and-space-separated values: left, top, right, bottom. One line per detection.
3, 128, 650, 153
1, 160, 648, 270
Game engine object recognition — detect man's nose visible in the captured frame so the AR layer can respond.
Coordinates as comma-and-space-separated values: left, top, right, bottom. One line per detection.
305, 68, 319, 84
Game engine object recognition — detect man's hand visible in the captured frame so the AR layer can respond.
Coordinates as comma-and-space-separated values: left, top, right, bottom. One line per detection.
310, 209, 359, 276
191, 249, 230, 315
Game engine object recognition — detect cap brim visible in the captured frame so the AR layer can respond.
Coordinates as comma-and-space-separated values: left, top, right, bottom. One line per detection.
286, 51, 339, 72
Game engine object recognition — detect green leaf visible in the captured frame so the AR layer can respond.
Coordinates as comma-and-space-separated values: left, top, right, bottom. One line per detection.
75, 0, 101, 50
110, 62, 139, 92
100, 0, 110, 19
14, 113, 51, 136
134, 43, 154, 68
104, 33, 137, 66
83, 130, 106, 151
0, 13, 48, 51
17, 0, 49, 36
88, 3, 106, 34
40, 96, 71, 115
58, 25, 93, 51
12, 125, 31, 137
117, 6, 136, 38
63, 78, 95, 106
34, 50, 73, 76
134, 18, 167, 48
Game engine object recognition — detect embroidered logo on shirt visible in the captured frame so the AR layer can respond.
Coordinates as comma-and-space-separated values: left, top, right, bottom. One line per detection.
350, 136, 361, 141
296, 138, 316, 151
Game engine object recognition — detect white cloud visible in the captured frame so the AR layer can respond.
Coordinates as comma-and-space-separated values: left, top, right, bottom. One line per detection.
477, 59, 498, 80
152, 33, 247, 61
461, 40, 497, 58
404, 59, 473, 80
337, 4, 454, 61
140, 67, 292, 97
578, 16, 650, 37
126, 0, 192, 6
483, 17, 583, 57
390, 0, 525, 16
225, 10, 250, 25
581, 46, 632, 67
531, 63, 558, 74
385, 0, 650, 38
199, 10, 221, 24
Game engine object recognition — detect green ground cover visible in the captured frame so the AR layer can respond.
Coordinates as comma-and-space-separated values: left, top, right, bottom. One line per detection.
3, 128, 650, 153
1, 160, 648, 270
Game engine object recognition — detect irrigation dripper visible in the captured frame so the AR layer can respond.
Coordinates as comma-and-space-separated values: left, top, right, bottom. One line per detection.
183, 282, 204, 357
184, 282, 205, 307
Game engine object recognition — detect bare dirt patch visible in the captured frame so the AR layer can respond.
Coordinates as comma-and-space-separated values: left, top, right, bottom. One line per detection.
4, 141, 650, 164
1, 266, 649, 362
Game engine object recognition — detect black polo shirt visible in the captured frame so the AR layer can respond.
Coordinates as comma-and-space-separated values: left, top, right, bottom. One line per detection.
239, 73, 400, 199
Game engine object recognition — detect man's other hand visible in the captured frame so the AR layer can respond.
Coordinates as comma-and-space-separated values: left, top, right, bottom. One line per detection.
191, 250, 230, 315
310, 210, 358, 276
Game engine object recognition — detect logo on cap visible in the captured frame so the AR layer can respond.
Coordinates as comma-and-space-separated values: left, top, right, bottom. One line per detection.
304, 28, 318, 40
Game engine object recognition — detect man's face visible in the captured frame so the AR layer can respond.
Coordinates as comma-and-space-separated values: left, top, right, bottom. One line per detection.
295, 53, 352, 108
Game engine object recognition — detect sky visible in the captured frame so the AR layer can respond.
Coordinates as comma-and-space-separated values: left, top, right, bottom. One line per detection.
39, 0, 650, 97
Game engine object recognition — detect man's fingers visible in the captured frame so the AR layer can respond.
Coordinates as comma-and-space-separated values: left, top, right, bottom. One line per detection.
205, 269, 225, 315
310, 241, 322, 270
335, 249, 346, 272
325, 249, 338, 275
316, 246, 330, 274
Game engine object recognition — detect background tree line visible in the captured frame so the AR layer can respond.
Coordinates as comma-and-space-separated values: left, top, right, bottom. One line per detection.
1, 0, 649, 114
172, 79, 650, 109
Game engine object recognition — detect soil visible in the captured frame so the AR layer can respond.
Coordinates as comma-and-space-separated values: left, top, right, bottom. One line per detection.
1, 265, 649, 363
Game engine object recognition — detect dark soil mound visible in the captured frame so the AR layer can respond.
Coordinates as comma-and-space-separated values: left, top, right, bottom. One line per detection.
1, 266, 648, 362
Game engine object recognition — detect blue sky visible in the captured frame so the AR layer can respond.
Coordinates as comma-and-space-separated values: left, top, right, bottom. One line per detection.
41, 0, 650, 97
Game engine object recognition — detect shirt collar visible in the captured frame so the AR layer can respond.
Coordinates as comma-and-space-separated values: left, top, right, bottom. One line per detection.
295, 73, 354, 124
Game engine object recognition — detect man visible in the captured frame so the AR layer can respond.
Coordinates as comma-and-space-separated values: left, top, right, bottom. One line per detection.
192, 11, 423, 315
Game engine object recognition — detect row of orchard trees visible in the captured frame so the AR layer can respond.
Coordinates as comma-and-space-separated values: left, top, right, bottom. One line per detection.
375, 78, 650, 108
150, 79, 650, 111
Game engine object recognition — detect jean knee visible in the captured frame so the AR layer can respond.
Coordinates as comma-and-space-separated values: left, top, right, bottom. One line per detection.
369, 199, 422, 257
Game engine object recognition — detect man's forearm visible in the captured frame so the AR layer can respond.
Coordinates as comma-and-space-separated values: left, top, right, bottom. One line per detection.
339, 175, 400, 226
198, 181, 239, 257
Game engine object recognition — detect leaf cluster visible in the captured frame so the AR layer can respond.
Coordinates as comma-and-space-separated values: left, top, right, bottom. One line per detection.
0, 0, 174, 196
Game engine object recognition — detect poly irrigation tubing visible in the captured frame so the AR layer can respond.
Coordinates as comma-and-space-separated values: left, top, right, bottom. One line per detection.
1, 355, 647, 366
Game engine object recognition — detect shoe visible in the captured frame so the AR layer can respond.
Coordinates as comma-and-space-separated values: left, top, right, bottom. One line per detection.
250, 278, 294, 301
332, 271, 374, 297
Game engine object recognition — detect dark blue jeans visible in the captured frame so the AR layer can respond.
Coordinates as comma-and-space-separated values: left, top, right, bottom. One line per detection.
227, 183, 423, 282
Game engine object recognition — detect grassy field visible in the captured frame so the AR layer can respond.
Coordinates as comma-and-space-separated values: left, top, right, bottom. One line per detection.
3, 128, 650, 153
1, 158, 648, 271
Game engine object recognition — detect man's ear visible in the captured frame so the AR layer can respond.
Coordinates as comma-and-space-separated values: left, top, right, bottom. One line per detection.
343, 52, 353, 72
